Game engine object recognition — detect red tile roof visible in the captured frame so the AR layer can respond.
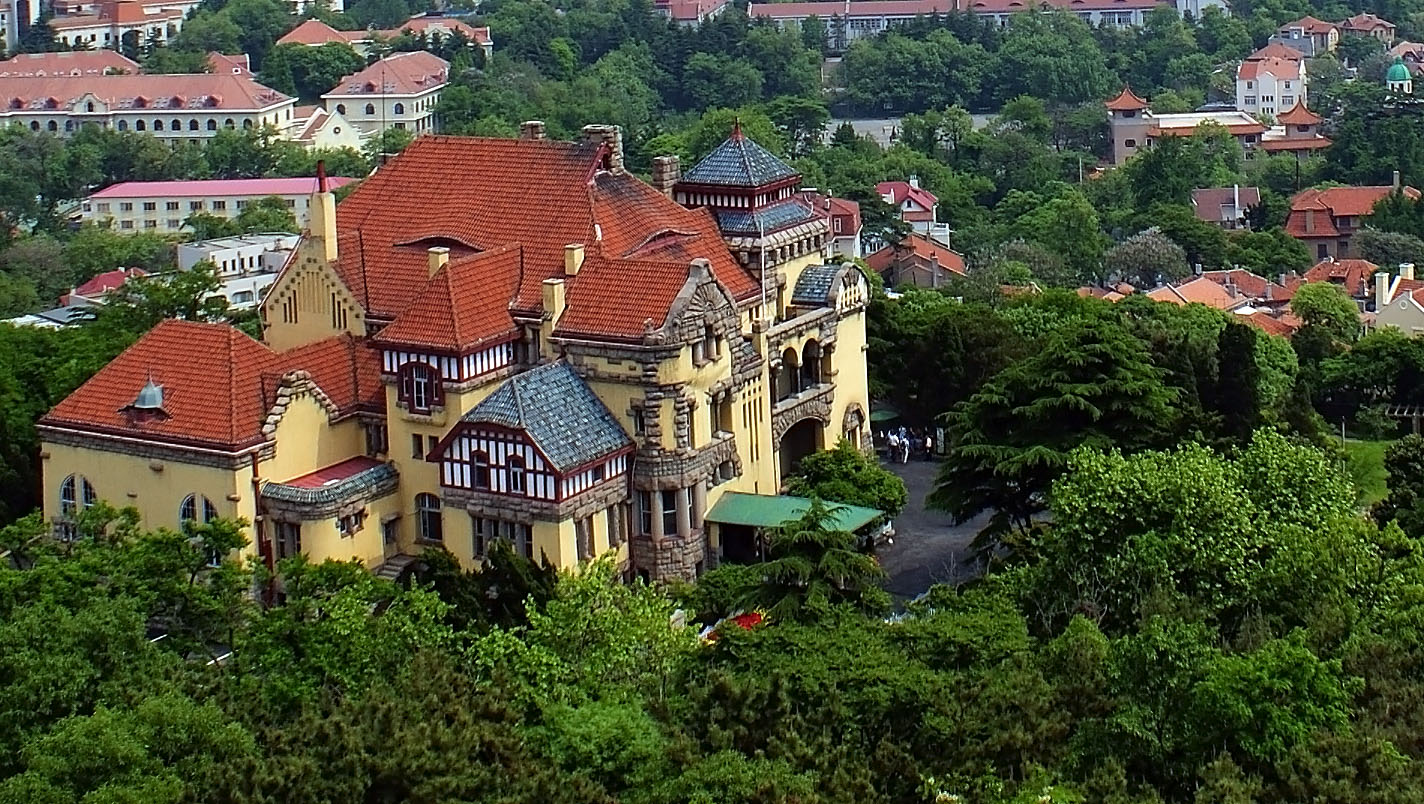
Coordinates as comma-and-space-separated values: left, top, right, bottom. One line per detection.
1105, 86, 1150, 111
278, 15, 492, 47
41, 322, 383, 450
1261, 136, 1332, 152
0, 50, 138, 77
276, 19, 365, 46
0, 72, 290, 111
557, 256, 696, 340
1145, 277, 1246, 310
279, 455, 385, 487
1303, 258, 1380, 297
207, 52, 250, 75
1341, 12, 1394, 32
62, 267, 146, 304
390, 15, 490, 44
1238, 310, 1298, 337
876, 180, 937, 210
1275, 102, 1322, 125
1199, 269, 1293, 302
864, 233, 966, 276
1286, 186, 1420, 237
323, 51, 448, 97
1238, 57, 1302, 81
373, 243, 522, 352
331, 135, 760, 333
1247, 42, 1306, 61
1280, 15, 1337, 34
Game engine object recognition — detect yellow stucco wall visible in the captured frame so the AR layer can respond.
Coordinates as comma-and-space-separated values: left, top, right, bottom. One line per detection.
41, 439, 256, 537
264, 392, 367, 482
260, 244, 363, 353
295, 491, 403, 568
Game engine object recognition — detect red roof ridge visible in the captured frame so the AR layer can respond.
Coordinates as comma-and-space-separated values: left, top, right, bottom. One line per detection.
1105, 86, 1149, 111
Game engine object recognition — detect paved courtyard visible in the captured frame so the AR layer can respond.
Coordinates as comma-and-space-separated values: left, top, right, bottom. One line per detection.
876, 458, 987, 602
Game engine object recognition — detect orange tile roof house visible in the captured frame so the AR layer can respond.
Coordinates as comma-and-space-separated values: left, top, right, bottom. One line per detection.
277, 14, 492, 60
1236, 56, 1306, 117
0, 50, 139, 77
1106, 87, 1267, 166
0, 72, 294, 141
40, 125, 873, 584
1145, 277, 1252, 311
1286, 182, 1420, 260
1271, 15, 1340, 57
1341, 12, 1396, 44
866, 232, 966, 289
1198, 268, 1301, 308
1374, 264, 1424, 332
1303, 257, 1382, 299
321, 51, 448, 138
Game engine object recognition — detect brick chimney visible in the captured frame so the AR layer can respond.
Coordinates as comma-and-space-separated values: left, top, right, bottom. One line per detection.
519, 120, 546, 140
582, 124, 623, 173
651, 155, 680, 197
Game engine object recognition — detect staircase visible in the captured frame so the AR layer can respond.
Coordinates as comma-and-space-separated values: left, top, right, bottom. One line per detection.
374, 553, 419, 582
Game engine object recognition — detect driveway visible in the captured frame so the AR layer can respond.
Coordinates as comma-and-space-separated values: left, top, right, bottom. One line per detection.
876, 459, 987, 602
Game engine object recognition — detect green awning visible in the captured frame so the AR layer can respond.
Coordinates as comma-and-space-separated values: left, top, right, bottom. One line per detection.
704, 492, 883, 532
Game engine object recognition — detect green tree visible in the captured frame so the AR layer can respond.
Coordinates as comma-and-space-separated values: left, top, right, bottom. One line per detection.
682, 52, 764, 111
734, 498, 889, 623
784, 439, 908, 517
1355, 227, 1424, 267
1373, 434, 1424, 537
1291, 281, 1360, 344
231, 195, 298, 233
931, 317, 1178, 541
1104, 227, 1190, 287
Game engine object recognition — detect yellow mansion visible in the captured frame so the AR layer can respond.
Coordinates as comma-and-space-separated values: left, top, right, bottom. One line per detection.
37, 123, 871, 581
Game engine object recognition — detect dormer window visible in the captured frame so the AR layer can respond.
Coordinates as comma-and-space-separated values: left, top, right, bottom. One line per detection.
398, 362, 440, 412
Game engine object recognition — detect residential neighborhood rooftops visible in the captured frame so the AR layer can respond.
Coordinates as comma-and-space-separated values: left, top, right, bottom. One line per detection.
1341, 12, 1395, 33
1145, 277, 1248, 310
1280, 15, 1338, 33
876, 179, 937, 209
1303, 257, 1381, 297
1286, 185, 1420, 238
88, 177, 357, 199
865, 233, 966, 277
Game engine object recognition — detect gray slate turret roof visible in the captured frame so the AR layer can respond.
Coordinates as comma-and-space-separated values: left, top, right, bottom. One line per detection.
682, 126, 798, 187
461, 361, 631, 472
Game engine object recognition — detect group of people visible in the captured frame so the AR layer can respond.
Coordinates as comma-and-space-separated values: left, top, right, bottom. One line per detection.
881, 427, 935, 464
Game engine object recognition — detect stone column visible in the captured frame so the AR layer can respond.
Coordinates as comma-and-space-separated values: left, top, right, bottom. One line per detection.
691, 480, 707, 529
675, 487, 691, 538
649, 490, 664, 542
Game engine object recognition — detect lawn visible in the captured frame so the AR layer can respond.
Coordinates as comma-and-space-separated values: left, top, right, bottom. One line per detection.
1343, 439, 1391, 509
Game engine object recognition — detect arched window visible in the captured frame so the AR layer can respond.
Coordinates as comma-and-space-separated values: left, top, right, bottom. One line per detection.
135, 119, 145, 131
364, 103, 375, 115
188, 119, 198, 131
473, 450, 490, 488
63, 120, 73, 132
172, 118, 182, 131
508, 455, 526, 494
416, 493, 442, 542
242, 118, 252, 129
223, 118, 234, 128
46, 120, 56, 131
802, 340, 822, 387
393, 102, 404, 115
117, 119, 128, 131
28, 121, 38, 131
206, 118, 217, 131
85, 101, 94, 112
179, 493, 218, 523
153, 119, 163, 130
397, 362, 439, 412
335, 103, 346, 115
59, 474, 97, 517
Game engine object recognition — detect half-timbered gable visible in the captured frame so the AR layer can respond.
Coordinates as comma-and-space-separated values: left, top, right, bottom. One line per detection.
432, 361, 633, 504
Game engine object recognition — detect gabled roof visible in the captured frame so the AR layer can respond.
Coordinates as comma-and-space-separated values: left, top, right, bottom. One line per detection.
207, 52, 250, 75
1238, 57, 1302, 81
1247, 42, 1306, 61
1191, 186, 1261, 222
1280, 15, 1337, 34
864, 233, 965, 276
390, 14, 491, 44
0, 72, 290, 111
41, 322, 382, 451
1341, 12, 1394, 32
681, 123, 798, 188
62, 267, 146, 304
373, 243, 522, 353
1145, 277, 1248, 310
876, 180, 937, 209
1199, 268, 1292, 302
1276, 102, 1322, 125
276, 19, 365, 46
1303, 258, 1379, 296
1237, 310, 1299, 337
0, 50, 138, 77
324, 51, 448, 97
1104, 86, 1149, 111
330, 135, 760, 326
1287, 186, 1421, 238
460, 361, 631, 472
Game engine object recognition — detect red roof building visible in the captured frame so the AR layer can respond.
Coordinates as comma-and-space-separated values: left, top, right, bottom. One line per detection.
60, 267, 147, 306
866, 233, 965, 289
277, 14, 492, 57
1303, 257, 1382, 299
1104, 86, 1150, 111
1286, 184, 1420, 260
1340, 12, 1396, 43
0, 50, 138, 77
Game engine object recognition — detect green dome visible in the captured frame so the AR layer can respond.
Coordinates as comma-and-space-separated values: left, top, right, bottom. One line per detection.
1387, 56, 1411, 83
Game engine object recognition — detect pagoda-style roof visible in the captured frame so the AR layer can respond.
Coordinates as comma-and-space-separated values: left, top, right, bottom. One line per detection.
1276, 102, 1322, 125
1105, 86, 1149, 111
680, 122, 798, 188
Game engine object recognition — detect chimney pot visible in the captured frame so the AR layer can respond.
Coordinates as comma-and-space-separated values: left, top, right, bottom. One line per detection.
564, 243, 585, 276
1402, 262, 1416, 280
427, 246, 450, 278
1394, 169, 1403, 191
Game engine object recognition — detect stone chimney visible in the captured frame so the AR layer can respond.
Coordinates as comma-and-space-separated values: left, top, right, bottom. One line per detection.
651, 155, 680, 197
908, 174, 920, 190
1378, 271, 1393, 309
582, 124, 623, 173
1395, 170, 1403, 192
427, 246, 449, 278
519, 120, 546, 140
564, 243, 584, 276
1402, 262, 1416, 280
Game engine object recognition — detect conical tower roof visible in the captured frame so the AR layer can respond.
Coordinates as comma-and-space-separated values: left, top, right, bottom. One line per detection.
681, 121, 798, 188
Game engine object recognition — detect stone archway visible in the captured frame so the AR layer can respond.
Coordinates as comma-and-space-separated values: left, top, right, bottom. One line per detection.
778, 416, 825, 483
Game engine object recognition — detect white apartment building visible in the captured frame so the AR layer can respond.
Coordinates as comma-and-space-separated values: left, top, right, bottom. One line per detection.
1237, 56, 1307, 117
0, 73, 295, 142
81, 177, 356, 234
177, 232, 299, 274
50, 0, 202, 50
321, 50, 448, 137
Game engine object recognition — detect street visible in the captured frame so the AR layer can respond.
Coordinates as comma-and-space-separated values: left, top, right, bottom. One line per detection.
876, 458, 987, 602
